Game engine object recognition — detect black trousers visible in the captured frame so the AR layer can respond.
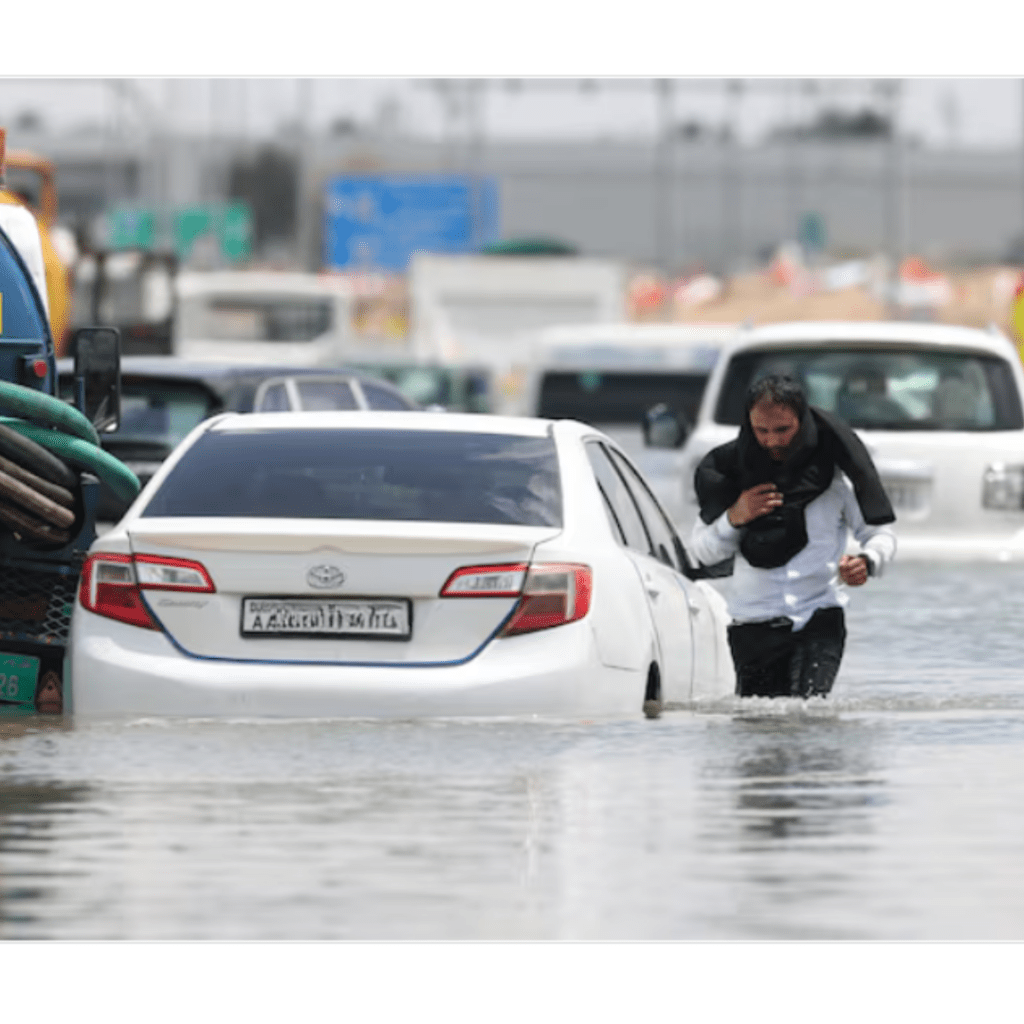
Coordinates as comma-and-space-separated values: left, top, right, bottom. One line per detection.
727, 606, 846, 699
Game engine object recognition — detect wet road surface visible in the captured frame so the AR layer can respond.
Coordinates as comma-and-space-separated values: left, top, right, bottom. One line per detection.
2, 562, 1024, 939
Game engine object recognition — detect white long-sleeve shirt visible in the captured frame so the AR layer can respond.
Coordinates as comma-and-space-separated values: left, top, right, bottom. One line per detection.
688, 469, 897, 630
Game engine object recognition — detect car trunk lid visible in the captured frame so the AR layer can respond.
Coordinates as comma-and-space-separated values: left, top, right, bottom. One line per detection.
126, 518, 559, 663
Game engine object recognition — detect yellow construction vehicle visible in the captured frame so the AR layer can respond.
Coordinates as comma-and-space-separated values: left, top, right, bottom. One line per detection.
0, 140, 73, 355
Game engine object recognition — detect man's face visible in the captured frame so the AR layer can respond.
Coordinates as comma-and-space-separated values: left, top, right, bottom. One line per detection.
749, 399, 801, 462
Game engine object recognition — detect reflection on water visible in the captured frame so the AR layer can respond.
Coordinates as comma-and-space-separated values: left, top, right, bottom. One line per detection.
2, 564, 1024, 938
728, 717, 882, 845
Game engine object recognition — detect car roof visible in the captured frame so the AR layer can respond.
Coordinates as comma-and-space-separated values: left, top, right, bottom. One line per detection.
735, 320, 1014, 356
205, 410, 556, 437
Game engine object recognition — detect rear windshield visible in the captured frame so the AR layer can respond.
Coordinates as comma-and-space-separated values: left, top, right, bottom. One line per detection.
716, 346, 1024, 431
538, 371, 708, 426
142, 428, 562, 526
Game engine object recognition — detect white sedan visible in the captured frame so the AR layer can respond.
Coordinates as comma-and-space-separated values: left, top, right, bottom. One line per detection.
68, 412, 734, 718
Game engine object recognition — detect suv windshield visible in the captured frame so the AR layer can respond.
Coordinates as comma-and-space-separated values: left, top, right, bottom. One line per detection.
539, 371, 708, 426
716, 346, 1024, 431
142, 429, 562, 526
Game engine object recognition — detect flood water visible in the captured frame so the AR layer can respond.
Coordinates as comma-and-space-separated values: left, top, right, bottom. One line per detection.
3, 562, 1024, 940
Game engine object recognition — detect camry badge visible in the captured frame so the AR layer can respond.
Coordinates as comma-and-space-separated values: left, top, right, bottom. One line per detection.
307, 564, 346, 589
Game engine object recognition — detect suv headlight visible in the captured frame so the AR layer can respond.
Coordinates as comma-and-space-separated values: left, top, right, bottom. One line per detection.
982, 463, 1024, 510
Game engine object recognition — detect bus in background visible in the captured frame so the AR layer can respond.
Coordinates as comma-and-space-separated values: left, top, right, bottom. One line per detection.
524, 322, 740, 524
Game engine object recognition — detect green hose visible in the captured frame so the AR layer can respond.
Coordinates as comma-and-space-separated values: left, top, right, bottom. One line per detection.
0, 380, 100, 446
0, 418, 140, 505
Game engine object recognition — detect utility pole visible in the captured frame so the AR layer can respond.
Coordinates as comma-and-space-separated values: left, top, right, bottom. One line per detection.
653, 78, 675, 272
720, 79, 744, 274
467, 80, 486, 250
295, 77, 315, 270
880, 79, 905, 311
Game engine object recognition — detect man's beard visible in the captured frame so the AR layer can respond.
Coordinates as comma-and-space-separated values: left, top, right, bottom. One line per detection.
766, 437, 801, 462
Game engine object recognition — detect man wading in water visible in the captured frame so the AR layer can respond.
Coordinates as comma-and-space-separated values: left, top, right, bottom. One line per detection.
688, 375, 897, 698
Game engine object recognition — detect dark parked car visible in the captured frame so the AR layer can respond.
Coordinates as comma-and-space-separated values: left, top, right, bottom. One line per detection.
57, 357, 419, 521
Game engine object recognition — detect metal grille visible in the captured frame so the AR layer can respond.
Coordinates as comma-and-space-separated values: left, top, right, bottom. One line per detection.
0, 565, 80, 647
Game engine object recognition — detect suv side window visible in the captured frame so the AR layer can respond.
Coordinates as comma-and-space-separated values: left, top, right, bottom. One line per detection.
605, 446, 683, 572
585, 441, 650, 553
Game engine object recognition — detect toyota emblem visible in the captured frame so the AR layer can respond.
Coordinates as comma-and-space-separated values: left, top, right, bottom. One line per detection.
307, 564, 346, 589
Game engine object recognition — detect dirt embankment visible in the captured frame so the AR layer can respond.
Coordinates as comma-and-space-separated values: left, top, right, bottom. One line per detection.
646, 267, 1023, 339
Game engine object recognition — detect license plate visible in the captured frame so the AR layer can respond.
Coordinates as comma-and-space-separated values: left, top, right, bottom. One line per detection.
0, 652, 40, 706
883, 478, 929, 513
241, 597, 412, 640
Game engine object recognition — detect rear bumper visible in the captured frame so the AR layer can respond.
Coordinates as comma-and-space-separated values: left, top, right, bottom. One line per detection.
68, 614, 644, 719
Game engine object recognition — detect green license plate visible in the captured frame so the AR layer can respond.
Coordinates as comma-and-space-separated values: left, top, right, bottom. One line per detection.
0, 652, 40, 706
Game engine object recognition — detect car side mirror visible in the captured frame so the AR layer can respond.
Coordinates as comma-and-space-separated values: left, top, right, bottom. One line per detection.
72, 327, 121, 433
643, 403, 690, 449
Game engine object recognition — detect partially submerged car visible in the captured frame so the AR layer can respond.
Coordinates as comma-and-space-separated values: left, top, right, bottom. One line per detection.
58, 357, 417, 521
68, 411, 734, 719
646, 321, 1024, 560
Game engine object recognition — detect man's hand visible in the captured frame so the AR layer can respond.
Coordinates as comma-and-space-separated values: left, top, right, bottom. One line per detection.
839, 554, 870, 586
728, 482, 783, 527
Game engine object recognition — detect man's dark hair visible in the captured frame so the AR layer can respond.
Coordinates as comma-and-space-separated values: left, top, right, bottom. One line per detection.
745, 374, 807, 418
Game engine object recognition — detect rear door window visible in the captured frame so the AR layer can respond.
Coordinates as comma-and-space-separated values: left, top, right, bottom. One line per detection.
585, 441, 650, 552
142, 428, 562, 526
605, 447, 682, 572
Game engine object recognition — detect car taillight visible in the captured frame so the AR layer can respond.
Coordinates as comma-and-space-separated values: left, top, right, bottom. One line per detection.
439, 563, 528, 597
439, 561, 592, 635
982, 463, 1024, 510
79, 553, 215, 629
133, 554, 216, 591
500, 563, 592, 637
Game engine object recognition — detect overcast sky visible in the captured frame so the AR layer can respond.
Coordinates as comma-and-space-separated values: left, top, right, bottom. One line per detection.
8, 2, 1024, 148
1, 78, 1022, 149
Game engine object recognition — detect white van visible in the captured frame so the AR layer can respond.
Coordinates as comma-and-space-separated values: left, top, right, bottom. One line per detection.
174, 271, 355, 366
523, 323, 740, 524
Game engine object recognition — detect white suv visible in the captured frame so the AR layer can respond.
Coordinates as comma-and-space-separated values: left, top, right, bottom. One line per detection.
648, 321, 1024, 561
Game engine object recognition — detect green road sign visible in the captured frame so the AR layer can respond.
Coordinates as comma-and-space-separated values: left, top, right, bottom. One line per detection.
108, 208, 155, 250
172, 202, 252, 262
108, 203, 252, 262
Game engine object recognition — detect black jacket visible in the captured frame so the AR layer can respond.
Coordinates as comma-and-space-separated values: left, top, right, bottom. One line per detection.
694, 404, 896, 569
